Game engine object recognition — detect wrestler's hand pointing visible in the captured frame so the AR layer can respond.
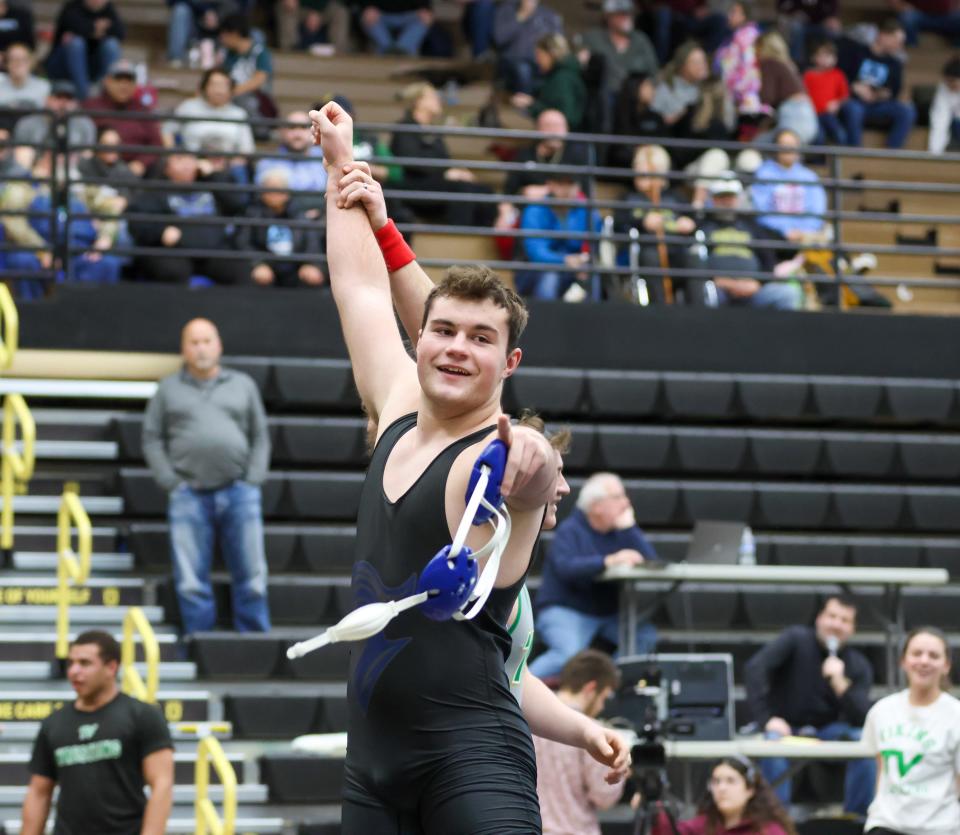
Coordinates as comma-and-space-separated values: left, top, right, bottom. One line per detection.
309, 102, 353, 171
497, 414, 553, 508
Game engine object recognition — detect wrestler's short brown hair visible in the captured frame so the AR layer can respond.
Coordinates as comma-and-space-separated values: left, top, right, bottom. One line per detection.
421, 266, 529, 353
518, 410, 571, 454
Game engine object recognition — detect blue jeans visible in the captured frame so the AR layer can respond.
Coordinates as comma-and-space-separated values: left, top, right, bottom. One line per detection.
168, 2, 196, 62
841, 97, 916, 149
363, 10, 428, 55
716, 281, 803, 310
818, 112, 848, 145
45, 36, 122, 100
654, 7, 728, 63
528, 605, 658, 678
899, 8, 960, 46
761, 721, 875, 815
463, 0, 494, 56
497, 56, 538, 94
168, 481, 271, 635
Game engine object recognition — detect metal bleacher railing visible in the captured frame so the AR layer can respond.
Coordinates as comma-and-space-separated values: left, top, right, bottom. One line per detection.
121, 604, 160, 704
1, 109, 959, 305
195, 735, 238, 835
54, 481, 92, 659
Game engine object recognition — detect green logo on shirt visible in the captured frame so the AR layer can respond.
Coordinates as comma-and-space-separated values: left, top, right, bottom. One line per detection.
55, 738, 122, 767
77, 722, 98, 741
881, 748, 924, 778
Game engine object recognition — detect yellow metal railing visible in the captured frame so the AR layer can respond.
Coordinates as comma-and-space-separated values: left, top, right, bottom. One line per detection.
121, 606, 159, 704
0, 393, 35, 553
195, 736, 237, 835
55, 483, 92, 659
0, 284, 19, 371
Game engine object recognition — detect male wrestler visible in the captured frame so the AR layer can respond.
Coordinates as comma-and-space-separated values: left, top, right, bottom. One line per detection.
313, 101, 573, 833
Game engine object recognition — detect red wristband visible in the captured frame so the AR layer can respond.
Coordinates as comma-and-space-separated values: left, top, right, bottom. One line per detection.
374, 219, 416, 273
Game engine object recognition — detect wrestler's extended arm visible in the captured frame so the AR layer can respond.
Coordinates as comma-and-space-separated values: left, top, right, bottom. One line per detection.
521, 668, 630, 784
310, 105, 416, 423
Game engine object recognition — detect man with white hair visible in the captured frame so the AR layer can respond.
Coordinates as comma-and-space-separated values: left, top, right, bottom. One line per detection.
529, 471, 659, 678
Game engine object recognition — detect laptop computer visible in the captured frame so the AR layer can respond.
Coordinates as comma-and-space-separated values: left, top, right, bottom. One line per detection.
685, 520, 747, 565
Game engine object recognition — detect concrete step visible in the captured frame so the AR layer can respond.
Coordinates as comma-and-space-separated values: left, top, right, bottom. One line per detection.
11, 552, 133, 573
2, 814, 285, 834
0, 495, 123, 515
0, 577, 145, 608
0, 718, 229, 743
0, 660, 195, 682
0, 604, 162, 624
0, 689, 212, 724
0, 782, 265, 806
0, 631, 180, 663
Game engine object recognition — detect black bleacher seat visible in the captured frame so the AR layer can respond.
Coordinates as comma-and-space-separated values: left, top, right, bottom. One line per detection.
129, 523, 169, 568
329, 585, 353, 621
770, 536, 848, 566
225, 695, 323, 739
285, 641, 350, 681
120, 469, 285, 517
191, 634, 283, 679
810, 378, 883, 421
906, 486, 960, 531
225, 356, 272, 393
822, 433, 897, 478
277, 417, 369, 465
903, 588, 960, 629
272, 359, 360, 410
506, 367, 585, 415
748, 430, 821, 475
849, 538, 922, 568
585, 370, 660, 418
923, 539, 960, 577
898, 435, 960, 480
662, 373, 736, 418
287, 473, 364, 520
113, 415, 144, 459
549, 423, 596, 472
261, 754, 345, 804
680, 481, 754, 523
831, 486, 904, 531
737, 375, 810, 420
594, 427, 671, 473
268, 580, 333, 625
663, 587, 739, 629
299, 526, 356, 573
623, 480, 679, 525
756, 484, 830, 528
319, 696, 348, 732
673, 429, 748, 473
884, 379, 955, 425
742, 588, 818, 629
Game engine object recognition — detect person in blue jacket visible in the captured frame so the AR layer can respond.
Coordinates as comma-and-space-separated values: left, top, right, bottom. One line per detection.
529, 471, 659, 678
516, 172, 603, 301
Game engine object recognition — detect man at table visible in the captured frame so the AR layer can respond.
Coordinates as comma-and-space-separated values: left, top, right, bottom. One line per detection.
744, 594, 876, 815
529, 472, 659, 679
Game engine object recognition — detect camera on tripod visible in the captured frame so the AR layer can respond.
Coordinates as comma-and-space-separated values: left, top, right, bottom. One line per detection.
628, 664, 669, 803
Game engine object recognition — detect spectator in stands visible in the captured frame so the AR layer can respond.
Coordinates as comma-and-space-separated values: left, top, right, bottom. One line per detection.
275, 0, 350, 54
609, 73, 668, 168
76, 126, 139, 195
236, 168, 326, 288
503, 108, 588, 197
745, 594, 876, 814
0, 43, 49, 113
715, 0, 765, 129
0, 1, 35, 57
756, 31, 818, 143
127, 150, 247, 284
359, 0, 433, 55
700, 174, 803, 309
777, 0, 841, 67
892, 0, 960, 48
46, 0, 125, 101
511, 33, 587, 130
390, 82, 497, 227
13, 81, 96, 154
803, 39, 850, 144
516, 171, 601, 301
142, 318, 271, 635
579, 0, 659, 106
255, 109, 326, 217
20, 631, 174, 835
529, 472, 659, 678
459, 0, 497, 58
651, 0, 729, 65
534, 650, 624, 835
83, 59, 165, 177
838, 19, 916, 149
219, 12, 276, 135
165, 67, 255, 160
650, 756, 797, 835
614, 143, 699, 305
863, 626, 960, 835
928, 56, 960, 153
492, 0, 563, 94
168, 1, 221, 68
752, 127, 827, 245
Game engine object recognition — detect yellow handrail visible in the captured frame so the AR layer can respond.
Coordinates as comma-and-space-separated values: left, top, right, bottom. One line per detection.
0, 284, 19, 371
55, 483, 92, 659
195, 736, 237, 835
0, 393, 36, 553
121, 606, 159, 704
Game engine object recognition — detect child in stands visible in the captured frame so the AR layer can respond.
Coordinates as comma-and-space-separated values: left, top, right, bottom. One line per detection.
803, 39, 850, 144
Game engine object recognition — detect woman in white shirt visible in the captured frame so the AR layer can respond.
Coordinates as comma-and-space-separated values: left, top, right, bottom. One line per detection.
863, 627, 960, 835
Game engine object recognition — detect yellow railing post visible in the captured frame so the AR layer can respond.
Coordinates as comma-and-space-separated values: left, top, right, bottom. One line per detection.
0, 393, 35, 554
56, 483, 92, 659
195, 736, 237, 835
0, 284, 19, 371
121, 606, 160, 704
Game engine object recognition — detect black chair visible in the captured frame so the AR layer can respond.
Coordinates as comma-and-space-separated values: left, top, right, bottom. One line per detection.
112, 415, 145, 460
756, 483, 830, 528
586, 370, 660, 418
663, 586, 739, 629
128, 523, 170, 568
822, 433, 897, 478
770, 536, 848, 566
923, 540, 960, 578
261, 754, 345, 804
748, 430, 821, 476
906, 487, 960, 531
191, 634, 282, 679
662, 372, 736, 418
263, 526, 299, 572
680, 481, 754, 523
884, 378, 955, 425
810, 377, 883, 421
267, 581, 333, 625
505, 367, 586, 416
673, 428, 748, 473
272, 358, 360, 409
225, 695, 323, 739
595, 426, 671, 473
831, 485, 904, 531
278, 417, 368, 466
284, 640, 350, 681
287, 473, 364, 521
903, 588, 960, 629
737, 374, 810, 420
849, 538, 921, 568
319, 695, 349, 732
623, 479, 680, 525
299, 525, 357, 574
742, 588, 818, 629
119, 468, 166, 516
898, 435, 960, 480
549, 422, 597, 472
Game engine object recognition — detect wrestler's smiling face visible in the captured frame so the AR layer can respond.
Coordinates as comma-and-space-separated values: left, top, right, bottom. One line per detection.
417, 296, 520, 411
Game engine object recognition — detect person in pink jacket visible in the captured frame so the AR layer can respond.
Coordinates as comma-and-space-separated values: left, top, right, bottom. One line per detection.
652, 755, 797, 835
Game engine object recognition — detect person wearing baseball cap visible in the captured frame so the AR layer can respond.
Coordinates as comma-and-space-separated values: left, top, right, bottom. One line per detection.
580, 0, 658, 102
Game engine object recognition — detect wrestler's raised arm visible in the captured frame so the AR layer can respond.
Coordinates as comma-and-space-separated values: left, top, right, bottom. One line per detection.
310, 104, 416, 423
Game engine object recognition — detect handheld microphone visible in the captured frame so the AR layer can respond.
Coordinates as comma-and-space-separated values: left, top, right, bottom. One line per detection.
826, 635, 839, 657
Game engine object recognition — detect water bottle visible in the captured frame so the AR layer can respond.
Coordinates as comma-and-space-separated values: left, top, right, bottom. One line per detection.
738, 526, 756, 566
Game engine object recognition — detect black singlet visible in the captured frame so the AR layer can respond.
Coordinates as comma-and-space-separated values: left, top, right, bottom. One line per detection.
341, 413, 541, 834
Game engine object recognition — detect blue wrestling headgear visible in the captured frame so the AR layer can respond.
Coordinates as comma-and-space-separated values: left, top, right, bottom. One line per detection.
286, 438, 511, 659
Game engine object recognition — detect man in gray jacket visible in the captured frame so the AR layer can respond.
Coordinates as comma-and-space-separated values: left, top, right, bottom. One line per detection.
142, 318, 271, 635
